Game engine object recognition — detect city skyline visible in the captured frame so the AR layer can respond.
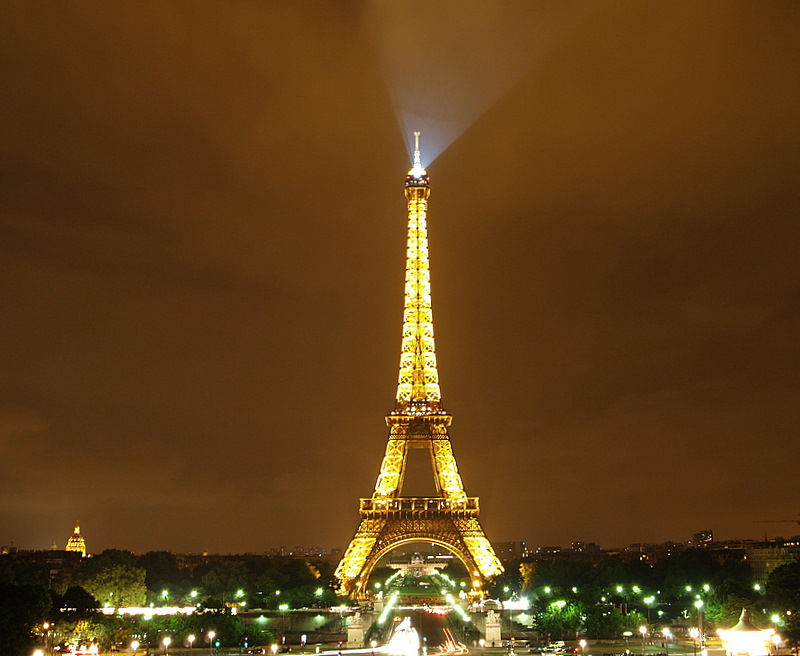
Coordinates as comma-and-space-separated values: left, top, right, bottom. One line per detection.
1, 3, 799, 554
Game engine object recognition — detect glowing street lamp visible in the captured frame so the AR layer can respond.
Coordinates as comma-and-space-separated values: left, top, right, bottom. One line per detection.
580, 639, 587, 656
208, 631, 216, 654
131, 641, 140, 656
694, 600, 705, 642
42, 621, 51, 655
371, 639, 378, 656
690, 628, 699, 656
662, 628, 672, 656
640, 626, 648, 656
188, 634, 195, 651
163, 636, 171, 654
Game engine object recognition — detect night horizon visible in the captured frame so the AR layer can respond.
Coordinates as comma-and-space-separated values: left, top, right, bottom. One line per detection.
2, 2, 799, 556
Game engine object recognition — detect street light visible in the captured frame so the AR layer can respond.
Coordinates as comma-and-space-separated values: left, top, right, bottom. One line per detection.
640, 626, 647, 656
694, 600, 704, 643
580, 639, 587, 656
280, 602, 290, 643
163, 636, 171, 655
507, 601, 516, 656
208, 631, 216, 655
131, 641, 140, 656
662, 628, 671, 656
479, 638, 485, 656
690, 628, 699, 656
371, 639, 377, 656
188, 634, 195, 651
644, 596, 655, 624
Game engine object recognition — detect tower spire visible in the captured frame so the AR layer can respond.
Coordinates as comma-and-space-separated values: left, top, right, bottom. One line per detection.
411, 131, 424, 176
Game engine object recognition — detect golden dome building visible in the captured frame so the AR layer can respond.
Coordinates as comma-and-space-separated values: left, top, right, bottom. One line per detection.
65, 522, 87, 557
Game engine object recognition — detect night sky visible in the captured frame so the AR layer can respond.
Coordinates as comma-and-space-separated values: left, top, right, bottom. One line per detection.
2, 2, 799, 555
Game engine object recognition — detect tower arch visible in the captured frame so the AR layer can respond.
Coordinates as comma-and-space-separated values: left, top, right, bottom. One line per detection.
353, 536, 482, 599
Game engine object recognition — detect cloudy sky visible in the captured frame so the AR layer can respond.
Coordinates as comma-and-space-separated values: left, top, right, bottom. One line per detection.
1, 2, 798, 555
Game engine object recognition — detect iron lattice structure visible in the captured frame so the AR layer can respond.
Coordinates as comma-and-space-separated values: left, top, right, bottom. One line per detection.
335, 136, 503, 599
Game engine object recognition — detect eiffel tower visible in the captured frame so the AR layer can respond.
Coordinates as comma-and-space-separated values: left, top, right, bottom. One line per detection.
335, 134, 503, 599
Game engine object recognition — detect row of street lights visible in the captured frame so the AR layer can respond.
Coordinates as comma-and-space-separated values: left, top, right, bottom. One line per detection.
130, 631, 216, 654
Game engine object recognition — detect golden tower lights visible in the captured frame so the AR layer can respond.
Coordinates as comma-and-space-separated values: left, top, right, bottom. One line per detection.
335, 134, 503, 598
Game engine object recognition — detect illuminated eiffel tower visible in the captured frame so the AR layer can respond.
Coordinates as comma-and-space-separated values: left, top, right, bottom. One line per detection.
335, 134, 503, 599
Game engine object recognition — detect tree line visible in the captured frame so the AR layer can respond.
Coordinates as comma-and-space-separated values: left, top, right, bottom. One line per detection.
485, 548, 799, 646
0, 549, 339, 655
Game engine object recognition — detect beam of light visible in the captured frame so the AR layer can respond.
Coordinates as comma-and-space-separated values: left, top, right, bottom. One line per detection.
378, 591, 400, 625
364, 1, 595, 167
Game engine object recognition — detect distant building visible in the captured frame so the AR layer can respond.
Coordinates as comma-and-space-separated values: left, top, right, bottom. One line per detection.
65, 522, 87, 557
1, 547, 82, 580
621, 541, 684, 563
745, 538, 800, 584
388, 552, 450, 577
494, 542, 531, 560
691, 530, 714, 545
535, 546, 562, 556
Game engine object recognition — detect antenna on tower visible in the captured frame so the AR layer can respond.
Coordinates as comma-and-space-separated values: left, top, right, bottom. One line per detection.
408, 131, 427, 180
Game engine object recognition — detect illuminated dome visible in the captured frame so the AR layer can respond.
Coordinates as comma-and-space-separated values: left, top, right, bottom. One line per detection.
66, 522, 87, 557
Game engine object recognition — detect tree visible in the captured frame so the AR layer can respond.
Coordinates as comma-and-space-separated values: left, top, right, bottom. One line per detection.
136, 551, 185, 591
534, 599, 584, 640
766, 561, 800, 612
76, 563, 146, 607
0, 583, 52, 656
52, 586, 99, 619
202, 561, 248, 600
